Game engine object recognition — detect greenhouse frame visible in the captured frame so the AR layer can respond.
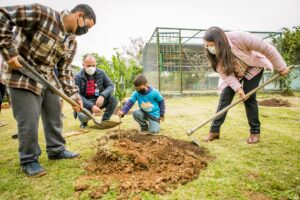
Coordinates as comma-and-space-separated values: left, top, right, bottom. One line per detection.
142, 27, 299, 95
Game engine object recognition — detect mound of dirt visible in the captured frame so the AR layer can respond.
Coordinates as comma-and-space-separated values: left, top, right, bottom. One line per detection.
258, 98, 292, 107
76, 129, 211, 199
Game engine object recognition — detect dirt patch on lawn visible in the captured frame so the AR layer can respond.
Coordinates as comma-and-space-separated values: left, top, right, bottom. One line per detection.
75, 129, 212, 199
258, 98, 292, 107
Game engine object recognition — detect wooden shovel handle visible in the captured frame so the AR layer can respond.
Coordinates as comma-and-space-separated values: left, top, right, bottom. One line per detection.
18, 57, 96, 121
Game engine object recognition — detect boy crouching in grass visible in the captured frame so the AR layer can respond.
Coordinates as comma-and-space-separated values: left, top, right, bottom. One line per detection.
118, 74, 165, 134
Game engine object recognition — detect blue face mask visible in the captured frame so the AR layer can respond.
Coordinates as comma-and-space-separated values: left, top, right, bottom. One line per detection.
75, 17, 88, 36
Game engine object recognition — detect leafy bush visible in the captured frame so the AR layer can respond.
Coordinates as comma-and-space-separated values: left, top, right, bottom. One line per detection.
272, 26, 300, 95
92, 52, 142, 103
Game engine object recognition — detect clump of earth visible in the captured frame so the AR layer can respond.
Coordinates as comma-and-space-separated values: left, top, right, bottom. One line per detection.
258, 98, 292, 107
75, 129, 212, 199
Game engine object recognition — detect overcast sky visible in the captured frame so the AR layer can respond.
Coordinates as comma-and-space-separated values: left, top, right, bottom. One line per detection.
1, 0, 299, 66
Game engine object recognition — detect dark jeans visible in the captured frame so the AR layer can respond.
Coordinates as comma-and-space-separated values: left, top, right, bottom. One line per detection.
210, 70, 264, 134
77, 95, 118, 123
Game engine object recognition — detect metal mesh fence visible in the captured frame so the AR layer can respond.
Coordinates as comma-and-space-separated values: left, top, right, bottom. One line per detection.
142, 27, 287, 95
142, 34, 159, 89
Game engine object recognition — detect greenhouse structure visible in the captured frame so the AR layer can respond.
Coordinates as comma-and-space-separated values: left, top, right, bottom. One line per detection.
142, 27, 300, 95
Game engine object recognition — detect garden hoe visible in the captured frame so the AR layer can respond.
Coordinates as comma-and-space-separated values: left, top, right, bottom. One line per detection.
187, 65, 297, 146
18, 57, 122, 130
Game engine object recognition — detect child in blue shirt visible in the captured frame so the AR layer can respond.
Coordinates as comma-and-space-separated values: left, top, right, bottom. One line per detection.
118, 74, 165, 133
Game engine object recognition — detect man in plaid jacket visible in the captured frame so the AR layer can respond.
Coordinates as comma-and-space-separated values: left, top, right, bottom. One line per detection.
0, 3, 96, 177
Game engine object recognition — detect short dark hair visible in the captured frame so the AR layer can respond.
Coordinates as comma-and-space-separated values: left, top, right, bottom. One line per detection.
71, 4, 96, 24
134, 74, 148, 87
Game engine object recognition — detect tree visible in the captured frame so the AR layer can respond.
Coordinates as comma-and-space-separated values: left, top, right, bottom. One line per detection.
83, 37, 144, 104
92, 51, 142, 104
122, 37, 145, 66
272, 26, 300, 96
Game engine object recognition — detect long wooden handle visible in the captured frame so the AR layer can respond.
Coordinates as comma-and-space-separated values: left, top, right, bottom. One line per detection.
18, 57, 96, 121
187, 65, 296, 135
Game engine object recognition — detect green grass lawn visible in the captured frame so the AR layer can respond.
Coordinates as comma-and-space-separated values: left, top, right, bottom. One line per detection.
0, 93, 299, 200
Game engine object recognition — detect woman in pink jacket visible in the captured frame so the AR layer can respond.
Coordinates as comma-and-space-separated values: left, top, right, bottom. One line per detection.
203, 27, 289, 144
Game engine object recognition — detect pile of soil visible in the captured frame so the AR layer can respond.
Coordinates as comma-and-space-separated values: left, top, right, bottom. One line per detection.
258, 98, 292, 107
75, 129, 211, 199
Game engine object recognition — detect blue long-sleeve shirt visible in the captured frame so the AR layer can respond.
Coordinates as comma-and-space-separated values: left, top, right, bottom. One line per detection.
121, 87, 165, 119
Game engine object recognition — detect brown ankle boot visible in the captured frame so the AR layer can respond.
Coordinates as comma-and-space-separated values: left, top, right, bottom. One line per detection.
204, 132, 220, 142
247, 134, 260, 144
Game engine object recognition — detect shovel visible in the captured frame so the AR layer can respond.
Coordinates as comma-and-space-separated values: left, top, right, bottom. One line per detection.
18, 57, 121, 130
187, 65, 297, 146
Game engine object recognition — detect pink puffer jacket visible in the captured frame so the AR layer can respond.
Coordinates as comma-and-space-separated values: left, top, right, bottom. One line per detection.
217, 31, 287, 92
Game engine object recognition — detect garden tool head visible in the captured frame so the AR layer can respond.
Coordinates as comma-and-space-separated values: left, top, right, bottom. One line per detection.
187, 130, 201, 146
91, 120, 122, 130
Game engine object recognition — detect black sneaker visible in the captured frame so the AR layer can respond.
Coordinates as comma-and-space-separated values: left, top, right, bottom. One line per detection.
80, 122, 88, 128
21, 161, 47, 177
12, 133, 18, 139
48, 150, 80, 160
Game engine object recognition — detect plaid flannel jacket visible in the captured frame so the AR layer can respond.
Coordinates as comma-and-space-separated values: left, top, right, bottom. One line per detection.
234, 56, 262, 80
0, 3, 79, 97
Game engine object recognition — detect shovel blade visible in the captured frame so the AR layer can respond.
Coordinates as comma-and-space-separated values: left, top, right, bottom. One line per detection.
91, 120, 122, 130
189, 136, 201, 146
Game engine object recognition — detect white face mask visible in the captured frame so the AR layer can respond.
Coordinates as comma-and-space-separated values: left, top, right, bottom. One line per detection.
207, 46, 217, 55
85, 67, 96, 76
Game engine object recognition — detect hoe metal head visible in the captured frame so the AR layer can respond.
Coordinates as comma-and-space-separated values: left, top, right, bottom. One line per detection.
186, 130, 201, 146
189, 135, 201, 146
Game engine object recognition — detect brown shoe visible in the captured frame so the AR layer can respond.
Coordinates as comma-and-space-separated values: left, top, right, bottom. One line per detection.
204, 132, 220, 142
247, 134, 260, 144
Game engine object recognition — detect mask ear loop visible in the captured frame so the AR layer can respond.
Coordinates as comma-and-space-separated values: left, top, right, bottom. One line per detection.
82, 16, 88, 31
77, 16, 87, 29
